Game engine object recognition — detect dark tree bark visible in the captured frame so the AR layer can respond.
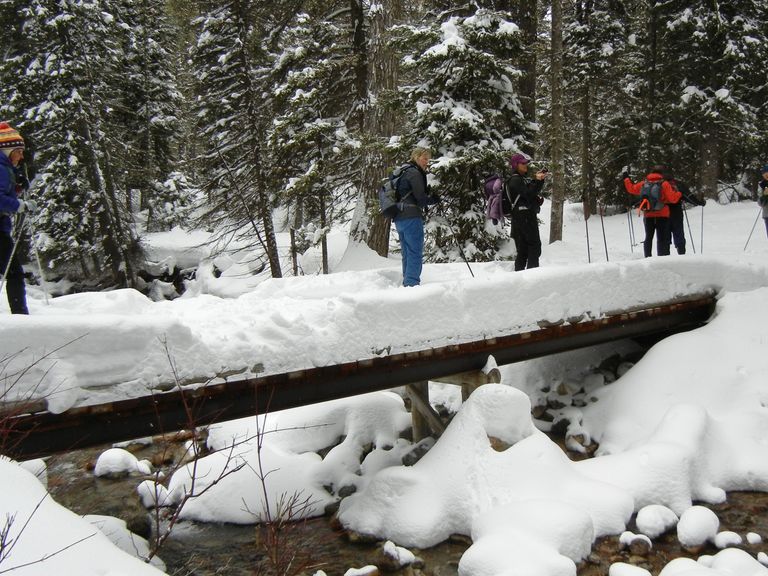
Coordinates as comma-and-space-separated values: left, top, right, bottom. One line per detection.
548, 0, 565, 243
349, 0, 402, 257
516, 0, 538, 152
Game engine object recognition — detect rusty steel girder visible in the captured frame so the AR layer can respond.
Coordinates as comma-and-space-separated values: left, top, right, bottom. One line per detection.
3, 293, 716, 459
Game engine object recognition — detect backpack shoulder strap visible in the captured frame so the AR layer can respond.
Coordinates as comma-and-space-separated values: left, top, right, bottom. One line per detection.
504, 176, 522, 212
394, 163, 415, 202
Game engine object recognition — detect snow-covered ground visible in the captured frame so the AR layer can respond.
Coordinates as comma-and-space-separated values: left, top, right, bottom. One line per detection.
2, 199, 768, 575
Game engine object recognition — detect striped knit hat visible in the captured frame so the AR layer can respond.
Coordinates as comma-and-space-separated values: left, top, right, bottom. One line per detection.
0, 122, 25, 152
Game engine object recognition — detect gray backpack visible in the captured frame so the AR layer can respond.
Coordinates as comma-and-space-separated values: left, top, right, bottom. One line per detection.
378, 164, 413, 218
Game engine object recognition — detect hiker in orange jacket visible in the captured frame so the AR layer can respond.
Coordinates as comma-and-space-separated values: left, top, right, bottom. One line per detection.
623, 165, 681, 257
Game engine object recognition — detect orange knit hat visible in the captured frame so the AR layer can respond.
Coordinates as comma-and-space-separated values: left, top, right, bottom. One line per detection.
0, 122, 25, 151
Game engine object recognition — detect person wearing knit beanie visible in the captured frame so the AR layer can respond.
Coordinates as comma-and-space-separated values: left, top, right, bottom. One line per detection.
504, 152, 549, 270
0, 121, 31, 314
0, 122, 25, 156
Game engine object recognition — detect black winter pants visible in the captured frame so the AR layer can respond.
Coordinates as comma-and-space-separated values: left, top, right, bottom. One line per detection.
669, 206, 686, 254
0, 232, 28, 314
511, 210, 541, 271
642, 217, 671, 258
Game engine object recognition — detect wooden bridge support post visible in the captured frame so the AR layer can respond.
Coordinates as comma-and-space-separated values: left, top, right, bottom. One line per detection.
407, 381, 445, 442
434, 367, 503, 402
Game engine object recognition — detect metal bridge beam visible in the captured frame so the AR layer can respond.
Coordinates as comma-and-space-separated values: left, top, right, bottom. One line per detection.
3, 294, 715, 459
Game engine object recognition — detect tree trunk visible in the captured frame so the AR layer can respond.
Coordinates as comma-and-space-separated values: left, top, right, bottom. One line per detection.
646, 0, 659, 162
319, 191, 329, 274
699, 131, 719, 199
77, 115, 136, 287
577, 2, 595, 217
348, 0, 402, 257
516, 0, 538, 150
580, 82, 594, 218
548, 0, 565, 243
350, 0, 367, 133
233, 0, 282, 278
256, 171, 282, 278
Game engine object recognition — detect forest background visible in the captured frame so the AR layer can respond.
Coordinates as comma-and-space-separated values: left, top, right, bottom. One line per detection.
1, 0, 766, 291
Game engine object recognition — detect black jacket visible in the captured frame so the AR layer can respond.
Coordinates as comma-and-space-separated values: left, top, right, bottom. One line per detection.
394, 162, 438, 221
503, 173, 544, 216
668, 180, 705, 216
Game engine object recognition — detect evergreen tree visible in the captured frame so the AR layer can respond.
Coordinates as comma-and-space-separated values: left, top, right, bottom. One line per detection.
110, 0, 191, 232
560, 0, 635, 209
398, 6, 526, 262
269, 6, 360, 274
2, 0, 142, 286
655, 0, 768, 196
189, 0, 282, 277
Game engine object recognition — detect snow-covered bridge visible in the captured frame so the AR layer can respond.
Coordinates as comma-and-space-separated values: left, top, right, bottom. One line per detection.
5, 291, 714, 458
3, 254, 768, 458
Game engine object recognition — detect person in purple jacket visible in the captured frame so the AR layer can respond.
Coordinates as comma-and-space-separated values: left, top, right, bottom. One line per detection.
0, 122, 36, 314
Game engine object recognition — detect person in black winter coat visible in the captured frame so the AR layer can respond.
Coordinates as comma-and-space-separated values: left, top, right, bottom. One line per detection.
504, 153, 548, 271
759, 164, 768, 239
665, 174, 706, 255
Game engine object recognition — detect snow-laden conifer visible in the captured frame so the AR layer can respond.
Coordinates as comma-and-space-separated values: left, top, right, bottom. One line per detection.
398, 8, 526, 261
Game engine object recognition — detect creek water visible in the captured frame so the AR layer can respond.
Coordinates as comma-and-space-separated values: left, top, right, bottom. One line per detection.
44, 437, 768, 576
44, 441, 468, 575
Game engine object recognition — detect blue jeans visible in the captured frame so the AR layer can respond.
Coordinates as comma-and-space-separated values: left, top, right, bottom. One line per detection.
395, 217, 424, 287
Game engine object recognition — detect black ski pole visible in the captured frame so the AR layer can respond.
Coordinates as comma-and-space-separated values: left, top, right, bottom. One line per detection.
434, 202, 474, 278
700, 204, 704, 254
683, 204, 696, 254
450, 224, 475, 278
626, 209, 633, 253
585, 212, 591, 263
744, 207, 762, 251
599, 203, 609, 262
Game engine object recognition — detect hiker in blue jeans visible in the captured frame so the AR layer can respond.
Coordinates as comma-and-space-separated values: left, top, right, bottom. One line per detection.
393, 147, 439, 287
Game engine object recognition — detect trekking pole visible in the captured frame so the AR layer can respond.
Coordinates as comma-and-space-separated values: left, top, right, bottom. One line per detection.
744, 207, 762, 251
22, 164, 50, 304
683, 204, 696, 254
626, 209, 634, 253
435, 202, 474, 278
598, 203, 609, 262
448, 221, 474, 278
585, 213, 591, 263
